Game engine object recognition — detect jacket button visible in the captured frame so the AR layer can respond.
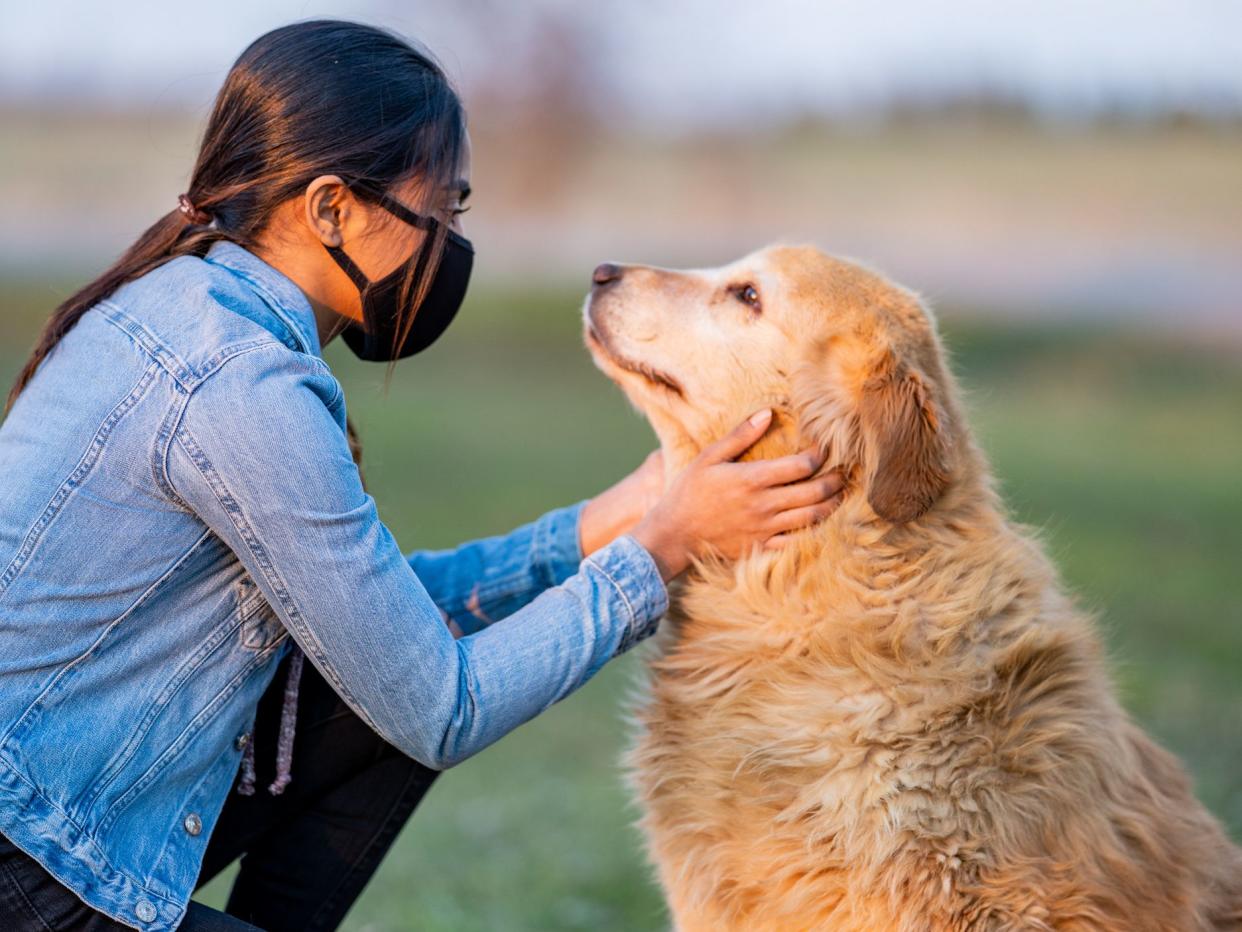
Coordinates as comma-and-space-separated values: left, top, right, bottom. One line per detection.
234, 731, 251, 751
183, 813, 202, 836
135, 899, 157, 922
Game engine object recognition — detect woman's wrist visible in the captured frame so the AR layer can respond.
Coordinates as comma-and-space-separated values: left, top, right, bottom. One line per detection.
578, 452, 664, 558
630, 515, 688, 583
578, 484, 642, 558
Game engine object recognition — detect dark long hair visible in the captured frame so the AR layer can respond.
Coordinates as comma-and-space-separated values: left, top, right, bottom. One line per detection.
4, 19, 468, 481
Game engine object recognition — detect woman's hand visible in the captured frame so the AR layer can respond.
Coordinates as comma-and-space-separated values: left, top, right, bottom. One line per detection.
630, 409, 845, 582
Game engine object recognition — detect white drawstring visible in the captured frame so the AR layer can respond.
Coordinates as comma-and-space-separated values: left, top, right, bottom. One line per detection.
235, 646, 304, 796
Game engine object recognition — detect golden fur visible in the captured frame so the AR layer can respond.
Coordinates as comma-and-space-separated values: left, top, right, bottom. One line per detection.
581, 245, 1242, 931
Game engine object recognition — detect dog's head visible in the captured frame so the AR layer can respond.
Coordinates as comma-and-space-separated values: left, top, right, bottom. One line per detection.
583, 244, 962, 525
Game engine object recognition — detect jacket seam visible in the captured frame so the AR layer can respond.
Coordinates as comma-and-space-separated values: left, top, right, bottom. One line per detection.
169, 422, 384, 742
97, 630, 285, 836
472, 564, 538, 607
0, 362, 158, 602
96, 300, 196, 391
237, 579, 286, 650
162, 344, 338, 507
77, 529, 245, 813
452, 506, 568, 614
96, 299, 305, 393
152, 390, 194, 512
140, 748, 221, 891
201, 261, 315, 355
533, 519, 556, 589
582, 553, 639, 633
0, 527, 215, 755
0, 756, 182, 918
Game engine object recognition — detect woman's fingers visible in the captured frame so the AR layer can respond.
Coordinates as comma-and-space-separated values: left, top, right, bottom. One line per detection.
741, 446, 826, 488
764, 470, 845, 513
766, 496, 844, 537
698, 408, 773, 465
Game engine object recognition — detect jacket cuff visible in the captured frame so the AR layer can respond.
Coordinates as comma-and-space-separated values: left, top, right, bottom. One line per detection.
582, 532, 669, 656
534, 497, 590, 588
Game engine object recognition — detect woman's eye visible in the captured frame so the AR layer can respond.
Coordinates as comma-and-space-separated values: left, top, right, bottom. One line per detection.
732, 284, 761, 311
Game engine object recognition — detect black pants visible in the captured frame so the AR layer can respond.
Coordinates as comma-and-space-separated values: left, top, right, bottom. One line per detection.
0, 649, 442, 931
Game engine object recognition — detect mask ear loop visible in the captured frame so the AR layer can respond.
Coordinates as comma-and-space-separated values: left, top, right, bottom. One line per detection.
346, 177, 449, 238
322, 184, 394, 351
324, 180, 439, 292
322, 241, 379, 354
323, 242, 374, 291
327, 179, 451, 355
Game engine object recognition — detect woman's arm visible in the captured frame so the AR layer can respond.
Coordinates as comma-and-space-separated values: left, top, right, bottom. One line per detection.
404, 498, 589, 636
166, 345, 668, 770
406, 452, 662, 635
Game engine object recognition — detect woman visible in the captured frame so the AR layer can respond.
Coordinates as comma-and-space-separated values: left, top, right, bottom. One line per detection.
0, 20, 843, 932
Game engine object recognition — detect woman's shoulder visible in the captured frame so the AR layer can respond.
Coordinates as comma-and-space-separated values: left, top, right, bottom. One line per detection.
98, 245, 322, 391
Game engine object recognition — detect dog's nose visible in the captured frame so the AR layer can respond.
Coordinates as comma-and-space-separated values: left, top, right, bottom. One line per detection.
592, 263, 623, 287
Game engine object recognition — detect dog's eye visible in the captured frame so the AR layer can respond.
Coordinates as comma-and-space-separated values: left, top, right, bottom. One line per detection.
731, 283, 761, 313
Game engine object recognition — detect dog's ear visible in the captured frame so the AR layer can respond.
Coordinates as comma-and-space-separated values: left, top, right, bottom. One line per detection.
857, 350, 950, 523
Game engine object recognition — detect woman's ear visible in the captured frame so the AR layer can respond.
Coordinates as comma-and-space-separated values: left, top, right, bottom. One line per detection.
857, 350, 951, 523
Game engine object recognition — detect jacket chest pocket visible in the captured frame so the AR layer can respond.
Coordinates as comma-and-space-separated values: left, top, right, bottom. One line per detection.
234, 574, 288, 650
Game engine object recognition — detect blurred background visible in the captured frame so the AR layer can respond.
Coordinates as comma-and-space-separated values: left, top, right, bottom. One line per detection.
2, 1, 1240, 928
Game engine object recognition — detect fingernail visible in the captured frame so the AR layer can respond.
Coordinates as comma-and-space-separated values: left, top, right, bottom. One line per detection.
749, 408, 772, 427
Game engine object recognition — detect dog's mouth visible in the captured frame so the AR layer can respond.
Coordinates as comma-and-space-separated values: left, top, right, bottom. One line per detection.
585, 322, 685, 398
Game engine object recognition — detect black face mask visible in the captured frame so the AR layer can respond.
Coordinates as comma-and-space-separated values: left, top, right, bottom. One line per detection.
324, 186, 474, 361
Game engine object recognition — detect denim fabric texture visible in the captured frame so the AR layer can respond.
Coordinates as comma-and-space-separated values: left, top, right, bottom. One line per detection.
0, 239, 669, 930
192, 646, 444, 931
1, 829, 261, 930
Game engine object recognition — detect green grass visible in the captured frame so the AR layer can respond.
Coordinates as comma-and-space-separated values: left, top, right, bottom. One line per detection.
3, 279, 1240, 930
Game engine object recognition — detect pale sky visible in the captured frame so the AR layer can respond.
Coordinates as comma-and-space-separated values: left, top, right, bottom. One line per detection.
3, 0, 1241, 124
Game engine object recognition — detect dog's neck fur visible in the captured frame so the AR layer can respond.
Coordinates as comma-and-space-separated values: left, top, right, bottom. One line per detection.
635, 420, 1112, 921
656, 410, 1073, 702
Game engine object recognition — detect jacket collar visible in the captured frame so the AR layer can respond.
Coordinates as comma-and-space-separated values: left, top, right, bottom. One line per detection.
203, 240, 323, 358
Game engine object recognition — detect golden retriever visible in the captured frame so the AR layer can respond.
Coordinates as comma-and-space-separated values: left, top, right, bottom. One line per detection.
581, 246, 1242, 931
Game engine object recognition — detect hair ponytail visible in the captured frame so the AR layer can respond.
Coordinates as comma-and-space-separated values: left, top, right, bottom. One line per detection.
4, 17, 467, 487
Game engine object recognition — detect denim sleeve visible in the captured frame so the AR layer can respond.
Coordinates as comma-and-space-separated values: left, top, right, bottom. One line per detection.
166, 345, 668, 769
405, 497, 590, 636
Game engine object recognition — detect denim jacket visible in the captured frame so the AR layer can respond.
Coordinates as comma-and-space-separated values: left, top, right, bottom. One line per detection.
0, 239, 668, 930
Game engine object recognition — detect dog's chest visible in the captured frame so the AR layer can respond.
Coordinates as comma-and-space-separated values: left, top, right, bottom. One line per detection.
625, 642, 910, 926
626, 628, 899, 828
